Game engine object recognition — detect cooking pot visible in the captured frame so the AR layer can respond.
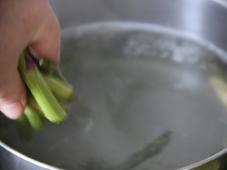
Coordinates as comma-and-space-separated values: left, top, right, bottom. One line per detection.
1, 0, 227, 170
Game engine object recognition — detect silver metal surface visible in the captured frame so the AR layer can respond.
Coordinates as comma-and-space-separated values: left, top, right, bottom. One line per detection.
1, 0, 227, 170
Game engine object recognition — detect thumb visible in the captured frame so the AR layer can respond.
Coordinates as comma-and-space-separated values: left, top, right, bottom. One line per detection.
0, 71, 26, 119
30, 6, 61, 64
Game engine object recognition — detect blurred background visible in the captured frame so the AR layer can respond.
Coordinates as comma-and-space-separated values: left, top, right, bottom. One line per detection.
49, 0, 227, 51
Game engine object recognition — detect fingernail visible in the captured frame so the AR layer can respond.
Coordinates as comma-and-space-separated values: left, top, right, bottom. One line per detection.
0, 102, 23, 119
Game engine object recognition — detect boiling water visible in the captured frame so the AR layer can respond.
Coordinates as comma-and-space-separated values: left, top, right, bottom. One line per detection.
3, 23, 227, 170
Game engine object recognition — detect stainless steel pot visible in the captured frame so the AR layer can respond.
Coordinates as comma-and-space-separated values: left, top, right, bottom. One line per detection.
1, 0, 227, 170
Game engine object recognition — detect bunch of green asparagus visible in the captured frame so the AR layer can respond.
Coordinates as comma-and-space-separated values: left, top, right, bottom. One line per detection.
17, 51, 74, 136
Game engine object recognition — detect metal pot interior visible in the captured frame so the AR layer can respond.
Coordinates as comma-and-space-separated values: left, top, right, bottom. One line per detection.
1, 22, 227, 170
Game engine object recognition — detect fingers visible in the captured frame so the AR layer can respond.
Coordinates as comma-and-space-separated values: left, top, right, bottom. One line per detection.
0, 71, 27, 119
0, 12, 28, 119
30, 6, 61, 64
0, 1, 60, 119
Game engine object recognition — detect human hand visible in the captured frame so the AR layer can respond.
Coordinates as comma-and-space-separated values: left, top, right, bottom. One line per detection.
0, 0, 60, 119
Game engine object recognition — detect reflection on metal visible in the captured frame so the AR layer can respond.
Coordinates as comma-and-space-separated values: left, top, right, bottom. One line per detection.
0, 141, 61, 170
212, 0, 227, 8
182, 0, 204, 34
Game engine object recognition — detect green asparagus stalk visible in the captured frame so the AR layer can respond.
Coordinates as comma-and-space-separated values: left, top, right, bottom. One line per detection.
19, 55, 67, 123
28, 96, 43, 114
113, 131, 172, 170
39, 59, 67, 81
14, 50, 75, 137
24, 105, 45, 131
44, 75, 74, 101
